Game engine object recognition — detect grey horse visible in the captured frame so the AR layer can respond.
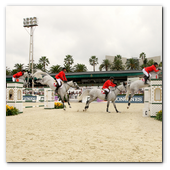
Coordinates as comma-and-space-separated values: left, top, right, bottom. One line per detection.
79, 83, 127, 113
33, 69, 79, 110
125, 68, 162, 109
18, 72, 30, 87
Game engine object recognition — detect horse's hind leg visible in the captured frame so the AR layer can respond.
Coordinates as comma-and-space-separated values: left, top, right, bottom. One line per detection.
83, 97, 96, 111
83, 99, 90, 111
127, 91, 135, 109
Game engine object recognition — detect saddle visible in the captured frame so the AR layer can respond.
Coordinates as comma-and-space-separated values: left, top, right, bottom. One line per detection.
101, 90, 105, 94
101, 89, 110, 94
53, 80, 63, 88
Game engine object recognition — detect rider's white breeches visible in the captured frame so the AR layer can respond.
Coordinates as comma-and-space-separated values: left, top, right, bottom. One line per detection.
142, 68, 151, 77
12, 77, 16, 82
103, 88, 109, 92
56, 78, 62, 86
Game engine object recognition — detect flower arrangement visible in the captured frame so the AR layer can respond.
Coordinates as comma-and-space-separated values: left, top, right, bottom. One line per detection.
54, 102, 65, 109
155, 110, 162, 121
6, 105, 19, 116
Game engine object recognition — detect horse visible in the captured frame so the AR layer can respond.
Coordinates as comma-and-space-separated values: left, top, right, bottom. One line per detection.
32, 69, 79, 110
125, 68, 162, 109
18, 72, 31, 88
79, 82, 127, 113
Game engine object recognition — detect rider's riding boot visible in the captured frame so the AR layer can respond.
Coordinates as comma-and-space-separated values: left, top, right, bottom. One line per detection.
144, 76, 148, 84
105, 91, 109, 100
55, 85, 60, 93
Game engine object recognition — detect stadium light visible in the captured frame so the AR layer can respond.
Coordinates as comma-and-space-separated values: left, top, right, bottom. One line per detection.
23, 17, 38, 91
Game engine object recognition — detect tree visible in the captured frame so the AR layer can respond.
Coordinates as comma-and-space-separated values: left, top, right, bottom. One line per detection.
99, 64, 103, 71
49, 65, 62, 73
6, 67, 11, 75
99, 59, 111, 71
140, 58, 148, 69
11, 69, 18, 75
159, 61, 162, 67
64, 55, 74, 72
26, 63, 37, 71
14, 63, 24, 72
89, 56, 98, 71
73, 63, 87, 72
147, 59, 155, 67
111, 55, 125, 71
35, 63, 44, 70
139, 52, 146, 64
125, 58, 139, 70
39, 56, 50, 72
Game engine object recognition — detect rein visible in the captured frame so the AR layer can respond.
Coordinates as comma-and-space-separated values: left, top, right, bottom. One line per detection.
112, 85, 126, 95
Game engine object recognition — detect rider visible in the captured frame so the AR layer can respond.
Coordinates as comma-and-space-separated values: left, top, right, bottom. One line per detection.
142, 62, 160, 84
55, 67, 67, 93
102, 77, 117, 100
12, 70, 26, 82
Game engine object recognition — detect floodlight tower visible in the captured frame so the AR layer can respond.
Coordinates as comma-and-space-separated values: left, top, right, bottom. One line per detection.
23, 17, 38, 91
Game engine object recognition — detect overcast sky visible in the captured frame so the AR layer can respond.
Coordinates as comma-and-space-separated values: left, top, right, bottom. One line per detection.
6, 5, 162, 71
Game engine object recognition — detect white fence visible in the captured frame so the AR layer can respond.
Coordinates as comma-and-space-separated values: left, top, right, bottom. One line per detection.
143, 79, 162, 117
6, 83, 55, 111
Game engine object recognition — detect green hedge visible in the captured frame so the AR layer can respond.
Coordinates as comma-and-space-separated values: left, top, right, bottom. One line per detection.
155, 110, 162, 121
6, 105, 19, 116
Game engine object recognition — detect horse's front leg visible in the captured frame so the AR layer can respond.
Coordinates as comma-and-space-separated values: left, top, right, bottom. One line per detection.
60, 95, 65, 110
113, 101, 120, 113
106, 101, 110, 113
66, 94, 71, 108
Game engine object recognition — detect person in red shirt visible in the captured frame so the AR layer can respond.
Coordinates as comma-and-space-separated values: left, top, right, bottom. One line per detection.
12, 70, 26, 82
102, 77, 117, 100
55, 67, 67, 93
142, 62, 160, 84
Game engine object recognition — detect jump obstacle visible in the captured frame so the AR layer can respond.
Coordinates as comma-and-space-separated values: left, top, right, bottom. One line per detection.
6, 82, 55, 112
143, 79, 162, 117
6, 78, 162, 116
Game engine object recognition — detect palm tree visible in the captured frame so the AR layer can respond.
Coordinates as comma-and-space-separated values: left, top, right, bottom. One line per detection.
49, 65, 62, 73
26, 63, 37, 71
64, 55, 74, 72
125, 58, 139, 70
140, 58, 148, 69
14, 63, 24, 72
111, 55, 125, 71
39, 56, 50, 72
6, 67, 11, 75
73, 63, 87, 72
99, 64, 103, 71
139, 52, 146, 63
35, 63, 44, 70
147, 59, 155, 67
11, 69, 18, 75
99, 59, 111, 71
89, 56, 98, 71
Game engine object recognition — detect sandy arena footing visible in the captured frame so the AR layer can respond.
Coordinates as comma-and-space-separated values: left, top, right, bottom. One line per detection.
6, 103, 162, 162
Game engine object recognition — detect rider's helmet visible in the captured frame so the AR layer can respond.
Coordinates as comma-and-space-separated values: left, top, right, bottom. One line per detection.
154, 62, 158, 66
110, 77, 114, 80
62, 67, 66, 71
21, 69, 26, 72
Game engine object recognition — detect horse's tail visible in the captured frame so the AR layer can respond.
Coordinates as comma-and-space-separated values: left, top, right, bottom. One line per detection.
78, 89, 91, 100
125, 84, 131, 100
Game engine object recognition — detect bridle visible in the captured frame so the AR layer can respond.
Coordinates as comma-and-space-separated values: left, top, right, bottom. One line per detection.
112, 84, 126, 95
66, 81, 79, 89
